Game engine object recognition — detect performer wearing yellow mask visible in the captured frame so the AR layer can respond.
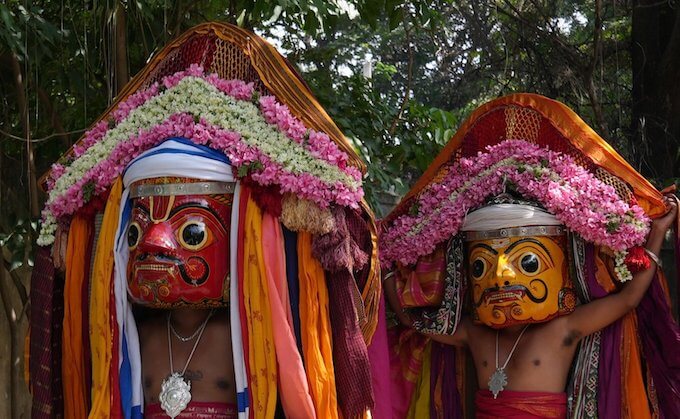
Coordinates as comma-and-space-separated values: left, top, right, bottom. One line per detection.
381, 94, 680, 419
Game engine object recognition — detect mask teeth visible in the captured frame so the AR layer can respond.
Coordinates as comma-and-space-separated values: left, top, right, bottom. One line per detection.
138, 264, 172, 272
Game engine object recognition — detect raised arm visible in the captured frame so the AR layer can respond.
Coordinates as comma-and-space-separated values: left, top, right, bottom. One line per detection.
564, 194, 678, 339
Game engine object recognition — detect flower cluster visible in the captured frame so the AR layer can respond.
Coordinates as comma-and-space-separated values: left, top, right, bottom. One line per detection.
38, 65, 363, 245
380, 140, 650, 282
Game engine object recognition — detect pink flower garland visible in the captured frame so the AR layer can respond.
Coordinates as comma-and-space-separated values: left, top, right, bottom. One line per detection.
380, 140, 650, 268
60, 64, 359, 182
45, 65, 364, 229
45, 112, 362, 222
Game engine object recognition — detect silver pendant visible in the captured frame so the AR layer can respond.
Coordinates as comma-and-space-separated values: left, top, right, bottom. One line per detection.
159, 372, 192, 418
488, 368, 508, 399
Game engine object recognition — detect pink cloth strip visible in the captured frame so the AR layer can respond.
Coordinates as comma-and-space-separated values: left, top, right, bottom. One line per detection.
262, 213, 317, 418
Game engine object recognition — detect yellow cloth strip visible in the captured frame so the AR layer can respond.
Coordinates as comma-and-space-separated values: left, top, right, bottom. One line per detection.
89, 178, 122, 418
298, 232, 338, 418
63, 214, 92, 419
243, 197, 278, 418
407, 342, 432, 419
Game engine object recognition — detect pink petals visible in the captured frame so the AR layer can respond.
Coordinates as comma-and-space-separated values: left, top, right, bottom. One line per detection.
380, 140, 650, 268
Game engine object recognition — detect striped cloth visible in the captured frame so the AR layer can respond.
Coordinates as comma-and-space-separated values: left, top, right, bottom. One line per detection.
29, 247, 64, 418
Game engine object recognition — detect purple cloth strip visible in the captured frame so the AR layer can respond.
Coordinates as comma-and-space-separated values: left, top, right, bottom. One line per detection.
429, 342, 462, 419
637, 274, 680, 418
585, 244, 621, 419
597, 320, 622, 419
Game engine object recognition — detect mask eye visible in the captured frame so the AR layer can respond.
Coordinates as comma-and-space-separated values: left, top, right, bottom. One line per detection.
178, 221, 209, 250
518, 252, 540, 275
471, 258, 488, 280
128, 222, 141, 250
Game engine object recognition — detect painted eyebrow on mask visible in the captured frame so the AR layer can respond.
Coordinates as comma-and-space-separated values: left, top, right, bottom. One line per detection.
470, 243, 498, 255
504, 238, 553, 261
132, 202, 150, 216
168, 202, 223, 222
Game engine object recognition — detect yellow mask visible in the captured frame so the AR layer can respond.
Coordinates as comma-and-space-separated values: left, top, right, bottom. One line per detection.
466, 231, 576, 328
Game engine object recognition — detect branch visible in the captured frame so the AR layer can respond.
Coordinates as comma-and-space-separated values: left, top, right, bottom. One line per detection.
37, 88, 71, 148
389, 19, 414, 136
0, 128, 86, 143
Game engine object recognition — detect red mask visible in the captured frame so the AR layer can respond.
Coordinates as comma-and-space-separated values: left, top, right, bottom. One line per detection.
126, 179, 233, 308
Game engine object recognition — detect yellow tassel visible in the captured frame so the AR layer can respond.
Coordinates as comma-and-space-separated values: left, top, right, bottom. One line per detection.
280, 194, 335, 235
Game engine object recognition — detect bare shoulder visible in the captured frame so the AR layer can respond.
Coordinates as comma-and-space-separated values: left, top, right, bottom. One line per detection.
529, 316, 582, 348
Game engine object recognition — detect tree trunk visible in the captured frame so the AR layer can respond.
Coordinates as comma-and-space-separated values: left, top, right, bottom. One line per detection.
0, 260, 31, 419
9, 53, 39, 219
632, 0, 680, 180
115, 0, 129, 95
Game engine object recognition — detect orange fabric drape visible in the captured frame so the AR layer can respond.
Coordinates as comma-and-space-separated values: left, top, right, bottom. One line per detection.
243, 197, 278, 418
63, 214, 92, 418
261, 213, 316, 418
621, 313, 652, 419
88, 178, 122, 418
594, 249, 616, 294
297, 232, 339, 418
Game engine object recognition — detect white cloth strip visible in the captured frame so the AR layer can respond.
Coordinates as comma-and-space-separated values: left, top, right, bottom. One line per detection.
461, 203, 562, 232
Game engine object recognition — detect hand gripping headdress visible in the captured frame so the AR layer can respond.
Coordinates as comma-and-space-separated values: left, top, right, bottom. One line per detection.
29, 22, 380, 419
381, 94, 680, 418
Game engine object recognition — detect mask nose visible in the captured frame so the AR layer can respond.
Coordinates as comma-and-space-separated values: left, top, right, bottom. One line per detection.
137, 222, 176, 253
495, 254, 516, 286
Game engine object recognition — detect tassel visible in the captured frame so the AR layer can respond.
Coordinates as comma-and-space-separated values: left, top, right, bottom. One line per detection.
281, 194, 335, 235
624, 246, 651, 273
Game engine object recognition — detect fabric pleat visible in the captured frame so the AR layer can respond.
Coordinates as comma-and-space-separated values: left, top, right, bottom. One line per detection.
282, 226, 304, 358
621, 313, 651, 419
62, 214, 92, 419
261, 213, 316, 418
243, 196, 278, 418
637, 273, 680, 418
29, 247, 64, 418
367, 295, 393, 419
229, 182, 250, 418
88, 177, 122, 418
297, 232, 339, 419
407, 342, 432, 419
237, 186, 252, 414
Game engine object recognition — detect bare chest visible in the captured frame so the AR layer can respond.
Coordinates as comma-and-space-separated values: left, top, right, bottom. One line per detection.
467, 327, 578, 393
140, 326, 236, 405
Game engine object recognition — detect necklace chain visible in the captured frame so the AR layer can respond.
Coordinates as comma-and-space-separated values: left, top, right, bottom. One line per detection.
495, 324, 529, 371
169, 315, 205, 342
167, 309, 214, 376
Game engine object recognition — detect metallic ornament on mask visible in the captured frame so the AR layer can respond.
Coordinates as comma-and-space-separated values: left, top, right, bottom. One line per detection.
126, 178, 233, 308
466, 232, 575, 329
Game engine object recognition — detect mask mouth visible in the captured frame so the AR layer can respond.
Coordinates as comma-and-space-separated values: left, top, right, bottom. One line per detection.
476, 280, 548, 307
485, 288, 525, 305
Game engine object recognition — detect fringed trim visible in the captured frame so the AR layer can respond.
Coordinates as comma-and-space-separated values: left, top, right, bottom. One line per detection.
312, 208, 367, 273
280, 194, 335, 235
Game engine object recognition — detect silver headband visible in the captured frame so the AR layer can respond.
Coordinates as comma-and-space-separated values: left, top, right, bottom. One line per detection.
463, 225, 566, 241
129, 181, 236, 198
